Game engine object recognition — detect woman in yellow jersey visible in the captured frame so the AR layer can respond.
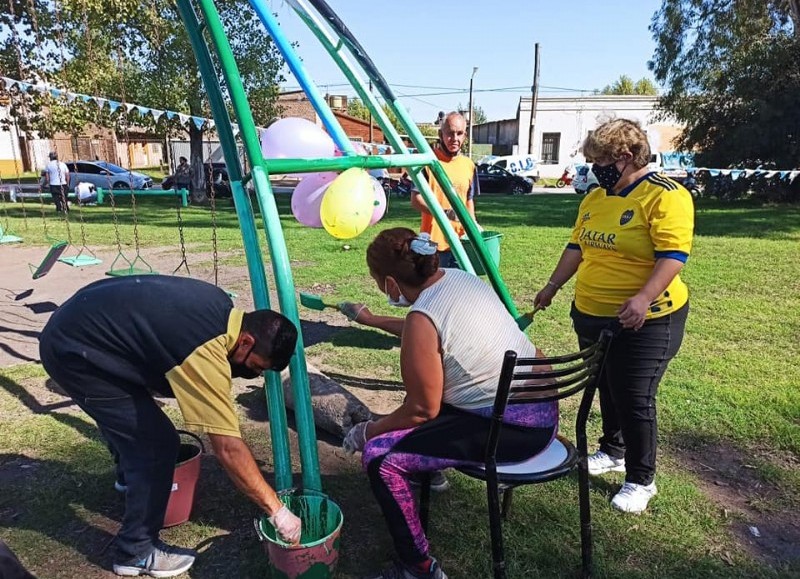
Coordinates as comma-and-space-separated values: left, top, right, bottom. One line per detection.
534, 118, 694, 514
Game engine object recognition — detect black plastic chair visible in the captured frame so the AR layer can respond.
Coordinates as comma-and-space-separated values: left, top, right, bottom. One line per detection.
419, 329, 613, 579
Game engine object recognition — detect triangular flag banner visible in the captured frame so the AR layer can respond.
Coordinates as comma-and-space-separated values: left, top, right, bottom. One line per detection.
95, 97, 108, 110
66, 92, 77, 103
779, 171, 790, 180
150, 109, 164, 121
49, 88, 62, 98
2, 77, 16, 89
165, 111, 176, 120
19, 82, 31, 92
135, 105, 149, 116
108, 100, 121, 112
206, 120, 216, 129
191, 116, 205, 130
80, 94, 91, 103
178, 113, 190, 125
125, 103, 136, 113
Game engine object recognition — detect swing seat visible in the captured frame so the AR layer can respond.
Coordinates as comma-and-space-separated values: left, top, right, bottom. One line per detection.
60, 254, 103, 267
30, 241, 68, 280
0, 226, 23, 244
105, 253, 158, 277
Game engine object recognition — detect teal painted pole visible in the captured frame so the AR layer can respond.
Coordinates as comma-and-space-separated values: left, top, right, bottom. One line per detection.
264, 152, 433, 174
196, 0, 322, 493
175, 0, 293, 490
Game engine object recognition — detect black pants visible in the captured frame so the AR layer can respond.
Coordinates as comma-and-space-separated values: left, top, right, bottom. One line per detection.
38, 341, 179, 564
437, 250, 456, 268
571, 302, 688, 485
49, 185, 68, 212
0, 540, 37, 579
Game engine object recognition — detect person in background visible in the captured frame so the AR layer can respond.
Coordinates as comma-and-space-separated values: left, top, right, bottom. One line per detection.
75, 181, 98, 205
410, 112, 479, 268
534, 118, 694, 514
0, 540, 37, 579
42, 151, 70, 213
39, 276, 301, 577
341, 228, 558, 579
174, 156, 192, 195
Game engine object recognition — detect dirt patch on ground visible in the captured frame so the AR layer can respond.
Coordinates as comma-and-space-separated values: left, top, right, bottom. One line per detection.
671, 435, 800, 569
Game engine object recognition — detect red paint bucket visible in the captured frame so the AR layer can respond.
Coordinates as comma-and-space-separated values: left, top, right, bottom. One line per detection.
255, 494, 343, 578
162, 430, 204, 528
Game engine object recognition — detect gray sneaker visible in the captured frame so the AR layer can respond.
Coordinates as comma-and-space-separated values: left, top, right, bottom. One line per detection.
113, 543, 196, 577
363, 557, 448, 579
408, 471, 450, 492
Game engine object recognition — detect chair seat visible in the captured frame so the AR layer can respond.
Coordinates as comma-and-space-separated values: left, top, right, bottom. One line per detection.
458, 435, 579, 485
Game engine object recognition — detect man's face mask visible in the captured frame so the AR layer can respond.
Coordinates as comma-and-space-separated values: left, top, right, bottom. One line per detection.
385, 278, 411, 308
230, 343, 262, 379
592, 161, 625, 191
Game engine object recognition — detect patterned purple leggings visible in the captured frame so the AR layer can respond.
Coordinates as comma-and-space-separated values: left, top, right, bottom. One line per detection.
362, 403, 557, 565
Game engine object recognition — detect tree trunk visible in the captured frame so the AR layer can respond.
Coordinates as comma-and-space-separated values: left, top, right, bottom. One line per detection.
188, 123, 207, 204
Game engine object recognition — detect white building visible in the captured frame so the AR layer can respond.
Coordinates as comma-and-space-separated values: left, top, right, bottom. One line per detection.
0, 105, 24, 177
473, 95, 683, 179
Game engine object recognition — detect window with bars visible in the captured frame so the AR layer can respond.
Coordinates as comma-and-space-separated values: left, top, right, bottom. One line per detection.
541, 132, 561, 164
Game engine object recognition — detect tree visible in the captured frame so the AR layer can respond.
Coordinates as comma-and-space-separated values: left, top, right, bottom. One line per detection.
471, 105, 487, 125
1, 0, 286, 201
599, 75, 658, 95
649, 0, 800, 170
346, 97, 404, 134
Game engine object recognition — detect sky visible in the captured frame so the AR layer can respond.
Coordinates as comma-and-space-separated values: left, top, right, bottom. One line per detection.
269, 0, 664, 123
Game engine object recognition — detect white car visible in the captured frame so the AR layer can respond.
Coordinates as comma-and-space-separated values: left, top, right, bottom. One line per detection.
573, 164, 599, 194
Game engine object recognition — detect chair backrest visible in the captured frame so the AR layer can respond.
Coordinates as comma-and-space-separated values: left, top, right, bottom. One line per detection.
485, 329, 614, 462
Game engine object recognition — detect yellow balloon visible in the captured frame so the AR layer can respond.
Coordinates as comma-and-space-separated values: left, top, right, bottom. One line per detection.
320, 168, 375, 239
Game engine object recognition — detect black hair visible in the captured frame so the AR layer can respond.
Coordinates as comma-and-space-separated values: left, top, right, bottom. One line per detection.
241, 310, 298, 371
366, 227, 439, 287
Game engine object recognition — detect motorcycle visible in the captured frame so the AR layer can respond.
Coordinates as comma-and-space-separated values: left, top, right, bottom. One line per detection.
555, 167, 574, 188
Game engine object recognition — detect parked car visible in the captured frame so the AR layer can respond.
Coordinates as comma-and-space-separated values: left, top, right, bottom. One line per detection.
477, 163, 533, 195
573, 164, 599, 194
161, 162, 232, 198
54, 161, 153, 191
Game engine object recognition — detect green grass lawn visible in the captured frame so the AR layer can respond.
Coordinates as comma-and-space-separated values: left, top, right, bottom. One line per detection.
0, 193, 798, 577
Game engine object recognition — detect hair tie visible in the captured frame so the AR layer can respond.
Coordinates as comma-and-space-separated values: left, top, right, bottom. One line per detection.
409, 233, 438, 256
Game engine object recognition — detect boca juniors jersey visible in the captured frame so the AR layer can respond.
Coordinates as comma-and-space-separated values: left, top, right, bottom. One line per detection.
567, 172, 694, 318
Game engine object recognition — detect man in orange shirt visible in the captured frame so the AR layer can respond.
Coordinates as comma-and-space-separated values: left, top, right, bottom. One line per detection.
411, 112, 479, 268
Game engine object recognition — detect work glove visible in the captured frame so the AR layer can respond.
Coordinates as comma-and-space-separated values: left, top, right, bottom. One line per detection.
338, 302, 367, 322
343, 420, 372, 454
268, 504, 302, 545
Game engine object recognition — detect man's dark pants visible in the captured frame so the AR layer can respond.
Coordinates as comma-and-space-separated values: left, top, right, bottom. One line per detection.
38, 341, 179, 563
49, 185, 68, 212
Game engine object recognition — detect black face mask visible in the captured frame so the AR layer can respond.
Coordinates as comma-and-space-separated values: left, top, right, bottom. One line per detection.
592, 162, 624, 191
230, 363, 261, 380
229, 343, 262, 379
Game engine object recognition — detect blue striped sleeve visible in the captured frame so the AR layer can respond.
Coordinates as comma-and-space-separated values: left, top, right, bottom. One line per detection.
654, 250, 688, 263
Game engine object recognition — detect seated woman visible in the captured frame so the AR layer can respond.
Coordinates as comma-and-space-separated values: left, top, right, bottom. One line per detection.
341, 227, 557, 579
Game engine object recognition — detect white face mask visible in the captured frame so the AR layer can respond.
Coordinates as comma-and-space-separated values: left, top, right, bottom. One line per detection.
385, 278, 412, 308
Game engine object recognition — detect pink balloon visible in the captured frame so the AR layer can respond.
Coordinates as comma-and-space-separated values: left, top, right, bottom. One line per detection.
291, 172, 338, 228
369, 177, 387, 225
261, 117, 336, 159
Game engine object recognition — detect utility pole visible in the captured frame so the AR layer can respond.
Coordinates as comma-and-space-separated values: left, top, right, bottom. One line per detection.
468, 66, 478, 159
527, 43, 540, 155
368, 79, 374, 143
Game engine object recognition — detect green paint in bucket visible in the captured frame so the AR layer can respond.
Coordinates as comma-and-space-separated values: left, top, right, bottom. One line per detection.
255, 495, 343, 579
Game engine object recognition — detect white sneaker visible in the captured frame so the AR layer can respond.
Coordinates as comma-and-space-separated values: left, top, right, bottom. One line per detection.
587, 451, 626, 475
113, 543, 196, 577
611, 481, 657, 513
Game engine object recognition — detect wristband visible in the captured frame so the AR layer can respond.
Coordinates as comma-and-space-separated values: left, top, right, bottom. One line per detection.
546, 280, 560, 290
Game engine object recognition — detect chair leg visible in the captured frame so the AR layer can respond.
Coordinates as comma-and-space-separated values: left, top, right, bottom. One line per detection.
500, 486, 514, 519
419, 472, 431, 534
486, 475, 507, 579
577, 462, 593, 578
